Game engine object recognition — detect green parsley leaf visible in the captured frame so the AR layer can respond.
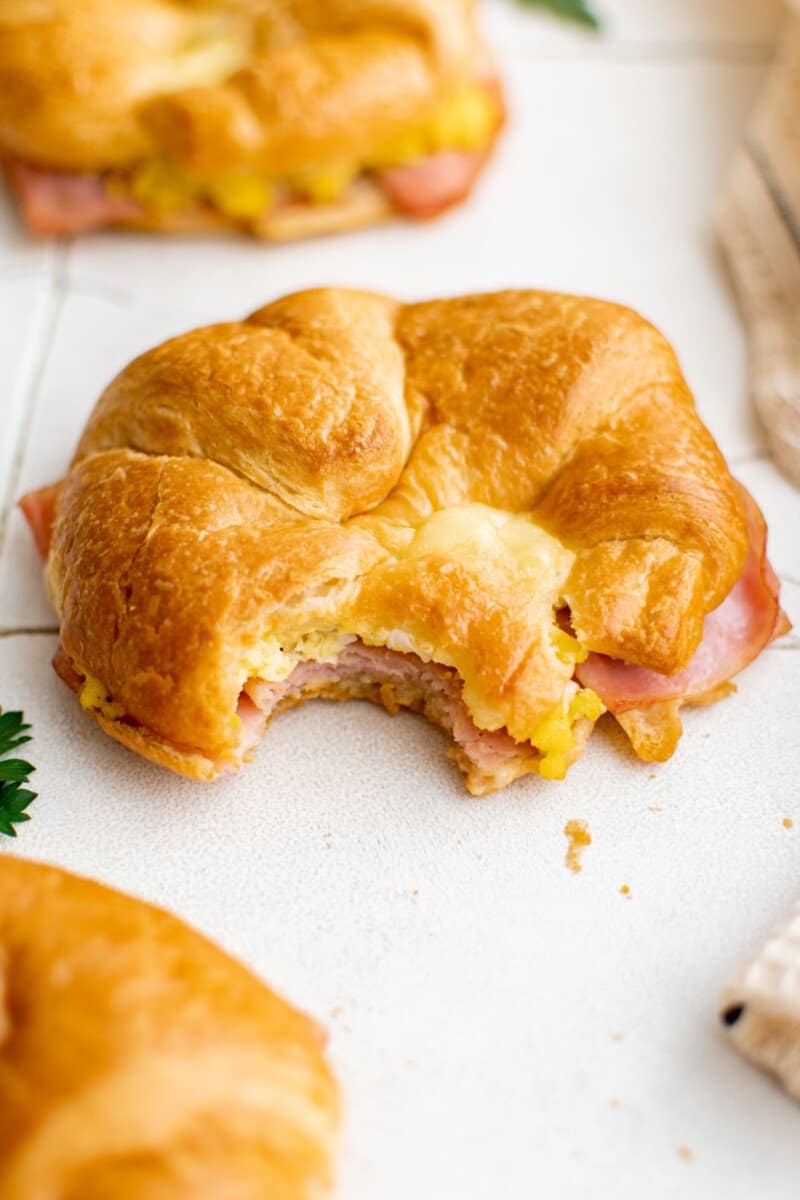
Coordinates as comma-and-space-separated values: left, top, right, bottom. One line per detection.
517, 0, 601, 31
0, 711, 36, 838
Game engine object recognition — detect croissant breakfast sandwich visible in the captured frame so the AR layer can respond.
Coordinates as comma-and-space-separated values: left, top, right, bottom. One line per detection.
0, 854, 339, 1198
0, 0, 503, 239
20, 288, 790, 794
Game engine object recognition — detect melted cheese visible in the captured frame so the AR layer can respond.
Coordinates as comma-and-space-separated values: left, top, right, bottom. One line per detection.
401, 503, 574, 580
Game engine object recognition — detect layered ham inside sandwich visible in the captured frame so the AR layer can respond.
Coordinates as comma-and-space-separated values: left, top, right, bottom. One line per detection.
19, 289, 790, 794
0, 0, 503, 238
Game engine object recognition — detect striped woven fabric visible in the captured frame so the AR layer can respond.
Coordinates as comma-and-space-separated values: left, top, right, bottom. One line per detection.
721, 901, 800, 1102
718, 7, 800, 487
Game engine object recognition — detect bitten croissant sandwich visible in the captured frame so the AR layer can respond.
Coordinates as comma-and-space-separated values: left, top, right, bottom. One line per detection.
0, 0, 502, 238
21, 289, 789, 794
0, 855, 339, 1198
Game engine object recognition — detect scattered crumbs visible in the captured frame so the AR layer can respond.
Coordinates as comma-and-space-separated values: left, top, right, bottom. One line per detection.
648, 806, 663, 814
648, 772, 657, 780
330, 1005, 343, 1020
784, 818, 794, 830
609, 1098, 620, 1110
677, 1146, 693, 1162
564, 818, 591, 873
619, 884, 632, 899
411, 888, 419, 902
611, 1032, 624, 1042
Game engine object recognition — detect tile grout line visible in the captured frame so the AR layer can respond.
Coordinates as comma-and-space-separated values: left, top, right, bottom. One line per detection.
0, 241, 71, 555
0, 627, 58, 639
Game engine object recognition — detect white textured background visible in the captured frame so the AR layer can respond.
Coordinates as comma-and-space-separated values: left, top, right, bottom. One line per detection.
1, 1, 800, 1195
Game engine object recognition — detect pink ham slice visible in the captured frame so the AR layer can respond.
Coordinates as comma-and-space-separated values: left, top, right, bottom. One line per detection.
376, 147, 491, 220
576, 485, 790, 713
245, 642, 541, 793
18, 483, 60, 558
6, 149, 484, 233
375, 74, 502, 219
4, 159, 142, 236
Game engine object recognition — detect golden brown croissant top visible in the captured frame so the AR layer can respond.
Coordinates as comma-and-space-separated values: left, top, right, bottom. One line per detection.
23, 287, 779, 793
0, 854, 339, 1199
0, 0, 481, 173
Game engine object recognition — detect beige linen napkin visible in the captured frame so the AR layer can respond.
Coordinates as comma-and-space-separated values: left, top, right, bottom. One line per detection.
721, 902, 800, 1100
718, 5, 800, 486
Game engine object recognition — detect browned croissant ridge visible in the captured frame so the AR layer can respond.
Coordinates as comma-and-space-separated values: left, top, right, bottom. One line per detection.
0, 0, 502, 238
0, 855, 339, 1199
23, 288, 787, 793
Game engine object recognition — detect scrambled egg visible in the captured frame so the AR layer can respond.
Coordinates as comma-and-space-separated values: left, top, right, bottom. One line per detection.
121, 83, 498, 219
241, 630, 355, 683
533, 684, 606, 781
79, 675, 125, 720
402, 503, 574, 580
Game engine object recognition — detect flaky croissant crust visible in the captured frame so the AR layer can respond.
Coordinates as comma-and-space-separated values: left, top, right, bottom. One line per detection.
0, 855, 339, 1199
42, 288, 748, 777
0, 0, 484, 174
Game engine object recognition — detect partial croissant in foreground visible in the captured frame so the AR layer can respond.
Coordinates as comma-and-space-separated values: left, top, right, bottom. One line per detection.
0, 855, 339, 1198
721, 901, 800, 1106
21, 288, 790, 794
0, 0, 502, 239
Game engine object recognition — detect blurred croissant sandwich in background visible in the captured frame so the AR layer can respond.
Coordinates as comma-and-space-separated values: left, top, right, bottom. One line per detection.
21, 288, 789, 793
0, 854, 339, 1199
0, 0, 503, 238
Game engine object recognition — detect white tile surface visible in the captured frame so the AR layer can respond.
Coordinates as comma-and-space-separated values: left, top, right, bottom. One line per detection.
1, 4, 799, 1198
0, 278, 53, 522
0, 183, 54, 283
1, 633, 799, 1200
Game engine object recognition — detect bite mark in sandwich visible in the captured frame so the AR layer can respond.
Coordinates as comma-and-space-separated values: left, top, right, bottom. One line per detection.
20, 288, 790, 793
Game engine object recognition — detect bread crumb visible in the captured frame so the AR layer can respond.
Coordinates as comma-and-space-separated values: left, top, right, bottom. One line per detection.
611, 1032, 624, 1042
677, 1146, 693, 1162
620, 884, 631, 899
330, 1005, 343, 1020
411, 889, 419, 902
648, 806, 663, 813
648, 772, 657, 779
783, 818, 794, 829
564, 819, 591, 873
609, 1098, 620, 1109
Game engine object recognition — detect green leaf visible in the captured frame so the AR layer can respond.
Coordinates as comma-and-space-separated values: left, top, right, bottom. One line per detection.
517, 0, 601, 31
0, 736, 31, 754
0, 711, 30, 750
0, 709, 37, 837
0, 759, 34, 783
